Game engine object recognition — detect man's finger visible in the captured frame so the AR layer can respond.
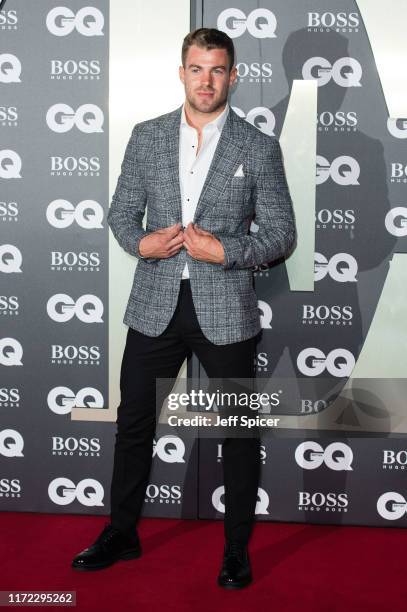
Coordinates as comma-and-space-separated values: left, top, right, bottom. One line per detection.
168, 233, 185, 248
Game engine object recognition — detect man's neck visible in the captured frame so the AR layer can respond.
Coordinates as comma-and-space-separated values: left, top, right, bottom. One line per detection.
183, 99, 227, 132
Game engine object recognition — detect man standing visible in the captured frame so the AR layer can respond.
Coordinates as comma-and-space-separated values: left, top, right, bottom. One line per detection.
72, 28, 295, 589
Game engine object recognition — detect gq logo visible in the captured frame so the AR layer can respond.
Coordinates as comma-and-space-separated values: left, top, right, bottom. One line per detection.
46, 104, 104, 133
0, 150, 22, 179
212, 485, 270, 515
385, 207, 407, 237
217, 8, 276, 39
46, 199, 103, 229
387, 118, 407, 139
232, 106, 275, 136
295, 441, 353, 471
258, 300, 272, 329
0, 338, 23, 366
46, 7, 104, 37
0, 53, 21, 83
0, 245, 22, 273
0, 429, 24, 457
377, 492, 407, 521
316, 155, 360, 185
302, 57, 362, 87
153, 436, 185, 463
48, 477, 104, 506
297, 348, 355, 377
47, 294, 103, 323
314, 252, 358, 283
47, 386, 104, 415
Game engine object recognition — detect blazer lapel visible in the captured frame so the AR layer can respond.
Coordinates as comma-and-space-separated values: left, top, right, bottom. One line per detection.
161, 105, 183, 222
193, 109, 254, 223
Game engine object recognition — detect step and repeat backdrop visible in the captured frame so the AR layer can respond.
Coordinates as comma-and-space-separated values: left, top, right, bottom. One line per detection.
2, 0, 407, 527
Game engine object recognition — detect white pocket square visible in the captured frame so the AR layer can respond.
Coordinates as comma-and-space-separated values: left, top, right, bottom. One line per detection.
233, 163, 245, 177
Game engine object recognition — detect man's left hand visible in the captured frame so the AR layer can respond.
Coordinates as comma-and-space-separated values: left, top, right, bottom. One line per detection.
183, 222, 225, 264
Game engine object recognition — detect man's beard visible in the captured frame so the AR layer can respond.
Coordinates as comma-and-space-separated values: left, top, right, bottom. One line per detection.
188, 90, 228, 114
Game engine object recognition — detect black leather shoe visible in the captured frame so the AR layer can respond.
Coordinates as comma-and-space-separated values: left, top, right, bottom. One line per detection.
71, 523, 142, 571
217, 542, 252, 589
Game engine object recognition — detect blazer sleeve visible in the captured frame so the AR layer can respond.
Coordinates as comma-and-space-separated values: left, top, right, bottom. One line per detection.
218, 137, 296, 270
107, 123, 157, 263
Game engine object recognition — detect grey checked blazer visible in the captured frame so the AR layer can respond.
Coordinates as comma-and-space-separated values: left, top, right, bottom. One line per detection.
108, 105, 295, 345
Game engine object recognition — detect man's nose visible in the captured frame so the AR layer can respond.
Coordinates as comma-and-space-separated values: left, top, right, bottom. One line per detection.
201, 71, 213, 87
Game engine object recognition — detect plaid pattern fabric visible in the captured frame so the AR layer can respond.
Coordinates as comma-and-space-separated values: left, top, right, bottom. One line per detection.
108, 105, 295, 345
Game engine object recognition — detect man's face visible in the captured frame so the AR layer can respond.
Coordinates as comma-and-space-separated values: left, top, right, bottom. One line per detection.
179, 44, 237, 114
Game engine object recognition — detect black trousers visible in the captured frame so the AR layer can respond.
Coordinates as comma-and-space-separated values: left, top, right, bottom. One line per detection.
110, 279, 261, 545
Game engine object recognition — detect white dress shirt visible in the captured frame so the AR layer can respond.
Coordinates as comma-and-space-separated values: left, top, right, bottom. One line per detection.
179, 102, 229, 279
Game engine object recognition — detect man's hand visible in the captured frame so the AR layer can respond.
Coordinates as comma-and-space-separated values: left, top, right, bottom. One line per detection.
138, 223, 184, 259
183, 222, 225, 264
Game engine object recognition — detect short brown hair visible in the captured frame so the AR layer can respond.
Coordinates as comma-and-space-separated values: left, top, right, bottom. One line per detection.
182, 28, 235, 72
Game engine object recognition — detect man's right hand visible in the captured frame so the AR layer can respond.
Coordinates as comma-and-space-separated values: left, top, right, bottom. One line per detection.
138, 223, 184, 259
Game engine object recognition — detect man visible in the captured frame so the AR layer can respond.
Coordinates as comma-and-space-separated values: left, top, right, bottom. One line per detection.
72, 28, 295, 589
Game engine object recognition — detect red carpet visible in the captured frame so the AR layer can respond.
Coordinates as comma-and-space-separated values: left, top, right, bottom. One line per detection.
0, 512, 406, 611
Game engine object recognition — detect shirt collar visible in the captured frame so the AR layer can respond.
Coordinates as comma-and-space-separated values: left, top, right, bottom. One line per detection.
180, 102, 229, 133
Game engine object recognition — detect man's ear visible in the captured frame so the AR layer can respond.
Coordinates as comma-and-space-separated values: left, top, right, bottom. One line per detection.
179, 65, 185, 84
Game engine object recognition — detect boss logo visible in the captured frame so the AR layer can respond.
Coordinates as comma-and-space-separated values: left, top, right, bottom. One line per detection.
0, 295, 19, 315
0, 53, 21, 83
50, 251, 101, 271
0, 9, 18, 28
0, 106, 18, 125
0, 387, 20, 405
255, 351, 269, 372
377, 492, 407, 521
212, 485, 269, 515
217, 443, 267, 464
46, 104, 104, 133
47, 294, 103, 323
318, 111, 358, 132
314, 252, 358, 283
297, 348, 355, 378
301, 399, 328, 414
144, 484, 182, 503
0, 201, 19, 220
217, 8, 276, 39
232, 106, 275, 136
47, 386, 104, 415
295, 441, 353, 471
236, 62, 272, 82
0, 338, 23, 366
298, 491, 348, 511
316, 155, 360, 185
307, 12, 359, 30
302, 304, 353, 325
0, 428, 24, 457
51, 345, 101, 364
46, 7, 104, 37
52, 436, 101, 456
0, 478, 21, 496
50, 59, 101, 79
48, 478, 104, 506
46, 199, 103, 229
316, 208, 355, 229
0, 150, 22, 179
382, 450, 407, 470
390, 163, 407, 183
303, 57, 362, 87
50, 156, 100, 177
